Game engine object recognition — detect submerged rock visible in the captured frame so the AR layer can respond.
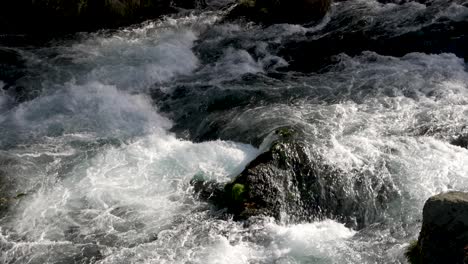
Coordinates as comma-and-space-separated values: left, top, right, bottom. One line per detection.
227, 0, 331, 25
407, 192, 468, 264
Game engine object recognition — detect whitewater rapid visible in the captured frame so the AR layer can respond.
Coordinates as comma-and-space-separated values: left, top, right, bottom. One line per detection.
1, 0, 468, 263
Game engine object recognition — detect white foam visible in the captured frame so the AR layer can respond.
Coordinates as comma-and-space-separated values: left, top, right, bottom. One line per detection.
9, 132, 258, 241
16, 13, 222, 96
261, 220, 356, 261
0, 14, 260, 263
439, 2, 468, 22
3, 83, 169, 143
94, 218, 356, 264
74, 29, 199, 90
1, 5, 468, 264
183, 219, 357, 264
279, 53, 468, 230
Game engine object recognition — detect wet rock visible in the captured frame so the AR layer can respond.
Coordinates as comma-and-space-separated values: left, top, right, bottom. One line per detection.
0, 0, 201, 33
227, 0, 331, 25
193, 128, 398, 229
452, 135, 468, 149
191, 176, 225, 204
408, 192, 468, 264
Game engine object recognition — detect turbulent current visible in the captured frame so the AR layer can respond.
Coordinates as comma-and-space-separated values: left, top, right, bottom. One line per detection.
1, 0, 468, 263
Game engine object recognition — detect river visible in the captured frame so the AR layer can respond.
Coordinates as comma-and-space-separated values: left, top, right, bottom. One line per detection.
1, 0, 468, 263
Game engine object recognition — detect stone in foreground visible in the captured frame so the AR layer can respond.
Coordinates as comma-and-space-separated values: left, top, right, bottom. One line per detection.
408, 191, 468, 264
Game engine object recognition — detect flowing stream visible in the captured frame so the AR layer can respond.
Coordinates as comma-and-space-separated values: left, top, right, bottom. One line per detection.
1, 0, 468, 263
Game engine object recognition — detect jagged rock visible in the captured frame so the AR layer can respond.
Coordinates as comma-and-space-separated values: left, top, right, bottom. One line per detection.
193, 128, 398, 229
407, 192, 468, 264
227, 0, 331, 25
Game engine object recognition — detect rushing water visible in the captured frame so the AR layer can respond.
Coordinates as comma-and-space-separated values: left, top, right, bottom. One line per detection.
1, 0, 468, 263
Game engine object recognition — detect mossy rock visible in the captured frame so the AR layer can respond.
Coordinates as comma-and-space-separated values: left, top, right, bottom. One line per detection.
414, 192, 468, 264
190, 123, 396, 227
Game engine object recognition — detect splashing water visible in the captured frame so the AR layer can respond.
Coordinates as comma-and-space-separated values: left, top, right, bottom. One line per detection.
0, 1, 468, 263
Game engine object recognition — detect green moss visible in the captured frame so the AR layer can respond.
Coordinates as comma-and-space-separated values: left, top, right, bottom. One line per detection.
276, 127, 294, 139
231, 183, 246, 202
405, 240, 422, 264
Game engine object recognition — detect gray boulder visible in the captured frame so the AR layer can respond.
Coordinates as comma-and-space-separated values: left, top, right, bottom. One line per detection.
407, 192, 468, 264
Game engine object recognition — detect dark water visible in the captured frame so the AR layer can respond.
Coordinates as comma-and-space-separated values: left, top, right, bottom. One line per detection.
1, 0, 468, 263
